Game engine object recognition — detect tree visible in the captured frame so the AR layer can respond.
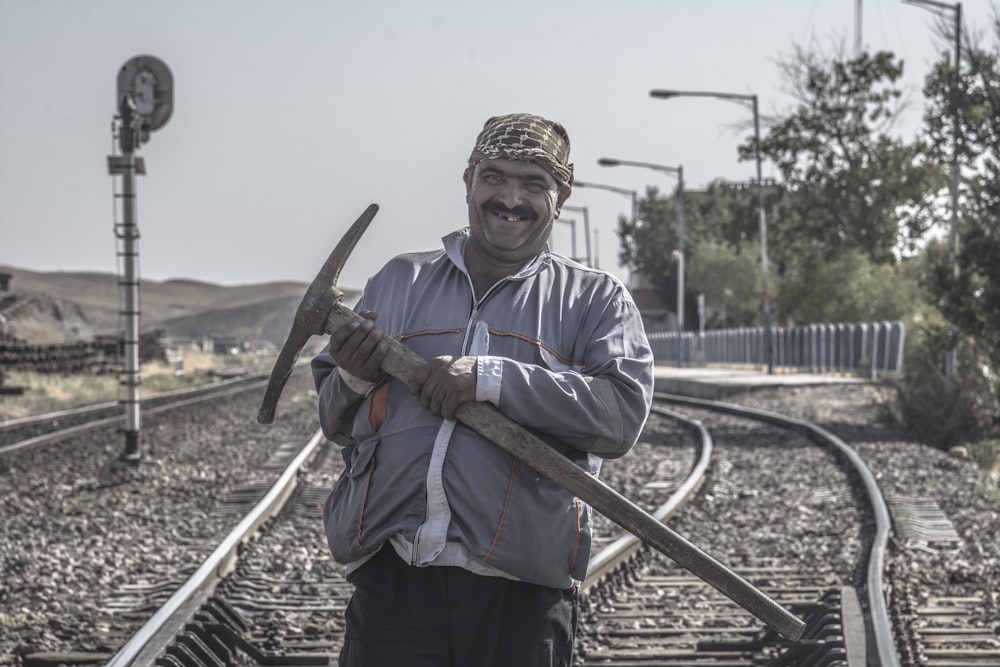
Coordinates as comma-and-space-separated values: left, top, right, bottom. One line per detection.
923, 19, 1000, 370
618, 183, 766, 330
777, 248, 922, 325
617, 43, 948, 330
684, 239, 763, 328
617, 185, 693, 329
748, 45, 945, 266
884, 18, 1000, 451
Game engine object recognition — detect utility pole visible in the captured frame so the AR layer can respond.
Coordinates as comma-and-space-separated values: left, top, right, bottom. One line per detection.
855, 0, 864, 57
598, 158, 686, 367
650, 89, 773, 373
904, 0, 962, 391
563, 205, 592, 267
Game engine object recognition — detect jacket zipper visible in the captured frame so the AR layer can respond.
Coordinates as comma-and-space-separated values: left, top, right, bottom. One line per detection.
410, 281, 503, 563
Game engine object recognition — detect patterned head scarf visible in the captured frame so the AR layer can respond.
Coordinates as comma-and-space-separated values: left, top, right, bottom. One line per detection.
468, 113, 574, 188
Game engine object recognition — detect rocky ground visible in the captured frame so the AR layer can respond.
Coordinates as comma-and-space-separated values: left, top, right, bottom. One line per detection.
1, 377, 997, 665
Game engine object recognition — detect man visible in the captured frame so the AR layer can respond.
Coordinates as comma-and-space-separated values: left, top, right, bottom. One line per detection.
312, 113, 654, 666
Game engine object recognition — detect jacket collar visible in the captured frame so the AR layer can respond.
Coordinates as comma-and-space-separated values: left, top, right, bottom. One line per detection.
442, 228, 552, 282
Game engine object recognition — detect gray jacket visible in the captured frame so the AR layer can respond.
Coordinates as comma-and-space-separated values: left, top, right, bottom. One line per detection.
312, 228, 654, 589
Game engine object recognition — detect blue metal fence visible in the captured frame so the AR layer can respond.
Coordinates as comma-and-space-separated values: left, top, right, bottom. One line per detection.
648, 321, 906, 377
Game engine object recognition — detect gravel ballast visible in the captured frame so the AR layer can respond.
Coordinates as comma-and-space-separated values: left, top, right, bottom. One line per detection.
1, 377, 997, 665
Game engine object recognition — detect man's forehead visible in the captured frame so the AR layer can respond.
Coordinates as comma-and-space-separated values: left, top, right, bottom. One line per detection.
475, 158, 558, 183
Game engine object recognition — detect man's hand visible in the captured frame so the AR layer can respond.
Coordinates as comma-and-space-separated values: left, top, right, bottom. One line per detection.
409, 355, 478, 419
328, 311, 388, 384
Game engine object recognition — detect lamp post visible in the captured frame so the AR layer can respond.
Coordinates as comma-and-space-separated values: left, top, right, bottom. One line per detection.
650, 88, 773, 374
562, 205, 592, 267
598, 158, 685, 367
554, 217, 580, 263
574, 181, 638, 229
904, 0, 962, 391
574, 180, 639, 281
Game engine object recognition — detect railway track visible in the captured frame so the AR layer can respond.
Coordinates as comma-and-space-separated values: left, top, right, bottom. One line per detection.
11, 387, 998, 666
0, 370, 270, 455
575, 393, 888, 666
84, 395, 882, 666
18, 404, 705, 667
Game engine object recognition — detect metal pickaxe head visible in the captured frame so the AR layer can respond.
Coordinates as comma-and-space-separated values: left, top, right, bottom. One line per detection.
257, 203, 379, 424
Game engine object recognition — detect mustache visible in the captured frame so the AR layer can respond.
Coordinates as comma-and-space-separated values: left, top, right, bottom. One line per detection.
484, 201, 537, 220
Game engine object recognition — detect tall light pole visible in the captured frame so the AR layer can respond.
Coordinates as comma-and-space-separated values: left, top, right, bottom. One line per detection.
650, 88, 773, 374
904, 0, 962, 391
574, 181, 638, 281
855, 0, 864, 57
574, 181, 638, 230
562, 205, 592, 267
554, 217, 580, 263
598, 158, 685, 366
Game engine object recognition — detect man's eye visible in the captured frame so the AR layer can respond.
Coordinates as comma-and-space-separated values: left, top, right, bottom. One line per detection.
524, 182, 547, 193
482, 173, 503, 185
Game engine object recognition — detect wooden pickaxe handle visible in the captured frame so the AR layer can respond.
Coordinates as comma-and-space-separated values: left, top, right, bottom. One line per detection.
323, 301, 806, 642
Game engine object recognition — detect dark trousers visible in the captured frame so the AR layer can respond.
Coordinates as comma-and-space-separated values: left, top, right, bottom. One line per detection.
339, 546, 578, 667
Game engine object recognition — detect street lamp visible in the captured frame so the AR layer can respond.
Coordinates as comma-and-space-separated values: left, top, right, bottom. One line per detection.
562, 205, 592, 267
553, 217, 580, 263
574, 181, 639, 280
650, 88, 773, 374
574, 181, 638, 228
598, 158, 685, 367
904, 0, 962, 391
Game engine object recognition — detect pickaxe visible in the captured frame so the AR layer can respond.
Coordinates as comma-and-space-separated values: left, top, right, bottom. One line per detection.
258, 204, 806, 642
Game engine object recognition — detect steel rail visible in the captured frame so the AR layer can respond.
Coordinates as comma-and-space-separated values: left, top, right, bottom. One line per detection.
105, 427, 326, 667
101, 392, 892, 665
654, 391, 899, 667
0, 375, 269, 455
0, 371, 268, 433
584, 405, 712, 586
0, 399, 119, 431
120, 404, 710, 664
105, 405, 709, 664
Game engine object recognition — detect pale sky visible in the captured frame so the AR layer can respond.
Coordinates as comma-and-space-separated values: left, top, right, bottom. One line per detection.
2, 0, 996, 291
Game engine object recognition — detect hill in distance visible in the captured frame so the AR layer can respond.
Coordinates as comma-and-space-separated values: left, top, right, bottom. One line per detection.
0, 265, 361, 350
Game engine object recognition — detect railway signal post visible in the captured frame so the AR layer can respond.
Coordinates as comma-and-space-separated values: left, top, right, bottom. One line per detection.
105, 55, 173, 466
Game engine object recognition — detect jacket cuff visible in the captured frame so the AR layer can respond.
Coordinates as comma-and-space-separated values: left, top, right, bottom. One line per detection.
476, 356, 502, 406
338, 367, 377, 395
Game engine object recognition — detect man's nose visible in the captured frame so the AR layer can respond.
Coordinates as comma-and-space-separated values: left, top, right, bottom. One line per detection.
497, 181, 526, 207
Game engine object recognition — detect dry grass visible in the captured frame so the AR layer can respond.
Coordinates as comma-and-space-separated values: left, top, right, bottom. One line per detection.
0, 350, 274, 421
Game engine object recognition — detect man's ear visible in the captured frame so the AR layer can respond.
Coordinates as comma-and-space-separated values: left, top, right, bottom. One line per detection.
556, 185, 572, 209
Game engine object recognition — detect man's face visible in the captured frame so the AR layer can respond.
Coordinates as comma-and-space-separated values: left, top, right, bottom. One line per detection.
463, 158, 570, 268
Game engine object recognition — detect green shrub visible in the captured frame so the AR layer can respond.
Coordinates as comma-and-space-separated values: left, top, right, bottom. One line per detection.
968, 439, 1000, 472
878, 323, 998, 450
